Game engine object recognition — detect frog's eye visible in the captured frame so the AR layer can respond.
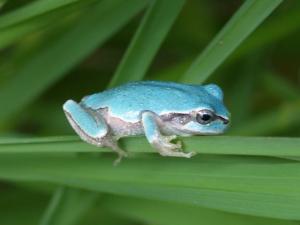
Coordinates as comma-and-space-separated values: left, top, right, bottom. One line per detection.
196, 110, 215, 124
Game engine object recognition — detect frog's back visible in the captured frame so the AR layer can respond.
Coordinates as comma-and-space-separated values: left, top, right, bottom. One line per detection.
82, 81, 215, 122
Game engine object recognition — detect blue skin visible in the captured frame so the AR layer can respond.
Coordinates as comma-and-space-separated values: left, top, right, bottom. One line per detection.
63, 81, 230, 163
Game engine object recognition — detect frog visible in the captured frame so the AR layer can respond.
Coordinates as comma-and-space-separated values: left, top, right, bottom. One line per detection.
63, 81, 230, 163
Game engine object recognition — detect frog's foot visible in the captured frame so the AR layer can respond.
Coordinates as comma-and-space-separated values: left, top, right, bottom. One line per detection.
152, 135, 193, 158
104, 140, 128, 166
141, 111, 194, 158
63, 100, 128, 164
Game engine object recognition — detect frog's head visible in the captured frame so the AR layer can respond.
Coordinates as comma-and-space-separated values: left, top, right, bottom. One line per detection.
173, 84, 230, 135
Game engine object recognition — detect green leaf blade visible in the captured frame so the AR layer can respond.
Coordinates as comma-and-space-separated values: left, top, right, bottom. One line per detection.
0, 136, 299, 158
180, 0, 283, 84
39, 187, 97, 225
105, 196, 297, 225
0, 0, 82, 29
109, 0, 185, 87
0, 154, 300, 220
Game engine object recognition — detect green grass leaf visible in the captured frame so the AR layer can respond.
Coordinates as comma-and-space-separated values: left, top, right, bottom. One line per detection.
39, 187, 97, 225
0, 154, 299, 220
105, 196, 297, 225
0, 0, 82, 29
39, 187, 65, 225
0, 1, 93, 50
180, 0, 283, 84
0, 136, 299, 157
108, 0, 185, 87
0, 0, 147, 122
0, 0, 6, 10
231, 5, 300, 61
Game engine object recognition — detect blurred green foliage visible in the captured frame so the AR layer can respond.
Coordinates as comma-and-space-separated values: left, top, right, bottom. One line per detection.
0, 0, 299, 225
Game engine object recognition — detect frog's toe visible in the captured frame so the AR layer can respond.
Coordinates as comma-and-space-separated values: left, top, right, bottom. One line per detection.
175, 139, 182, 149
161, 135, 182, 150
162, 139, 181, 151
107, 141, 128, 165
164, 135, 177, 142
184, 151, 196, 158
113, 153, 127, 166
166, 150, 195, 158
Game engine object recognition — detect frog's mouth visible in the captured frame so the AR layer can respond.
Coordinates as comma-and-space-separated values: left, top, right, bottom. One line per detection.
217, 116, 229, 125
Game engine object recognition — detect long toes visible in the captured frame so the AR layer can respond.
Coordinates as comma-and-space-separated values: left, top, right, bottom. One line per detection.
182, 151, 196, 158
113, 156, 122, 166
120, 151, 128, 158
175, 140, 182, 149
160, 136, 181, 150
170, 151, 195, 158
113, 152, 128, 166
159, 150, 195, 158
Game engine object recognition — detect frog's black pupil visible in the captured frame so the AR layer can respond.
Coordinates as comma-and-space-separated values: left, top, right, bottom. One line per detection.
196, 111, 214, 124
202, 114, 211, 121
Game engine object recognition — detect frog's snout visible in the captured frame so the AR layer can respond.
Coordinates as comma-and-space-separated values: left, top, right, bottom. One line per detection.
223, 118, 229, 125
218, 116, 229, 125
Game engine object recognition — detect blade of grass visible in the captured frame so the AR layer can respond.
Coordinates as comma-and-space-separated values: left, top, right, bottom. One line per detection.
39, 187, 98, 225
0, 136, 299, 157
104, 196, 297, 225
0, 154, 299, 219
0, 1, 94, 50
0, 0, 6, 10
152, 2, 300, 82
0, 21, 49, 49
108, 0, 185, 87
0, 0, 82, 29
39, 187, 65, 225
0, 0, 147, 122
231, 5, 300, 61
180, 0, 283, 84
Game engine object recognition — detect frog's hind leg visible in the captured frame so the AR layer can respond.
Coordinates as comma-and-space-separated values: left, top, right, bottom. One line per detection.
63, 100, 127, 163
63, 100, 107, 144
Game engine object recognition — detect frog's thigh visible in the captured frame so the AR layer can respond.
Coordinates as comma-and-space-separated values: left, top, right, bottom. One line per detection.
63, 100, 108, 143
141, 111, 193, 158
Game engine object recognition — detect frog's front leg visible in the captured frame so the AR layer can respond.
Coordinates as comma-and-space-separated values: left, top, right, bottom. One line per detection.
141, 111, 193, 158
63, 100, 127, 163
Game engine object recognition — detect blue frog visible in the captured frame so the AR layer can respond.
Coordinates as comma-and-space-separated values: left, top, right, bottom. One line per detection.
63, 81, 230, 163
